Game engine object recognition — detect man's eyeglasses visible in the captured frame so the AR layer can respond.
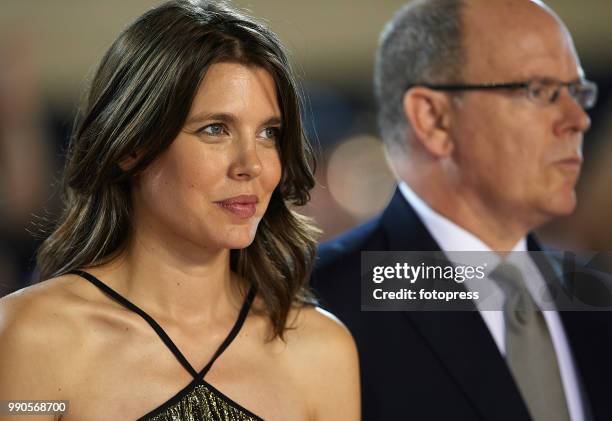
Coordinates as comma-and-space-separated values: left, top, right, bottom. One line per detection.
406, 78, 598, 110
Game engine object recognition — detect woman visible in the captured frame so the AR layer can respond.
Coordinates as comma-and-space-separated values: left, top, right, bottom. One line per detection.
0, 1, 360, 420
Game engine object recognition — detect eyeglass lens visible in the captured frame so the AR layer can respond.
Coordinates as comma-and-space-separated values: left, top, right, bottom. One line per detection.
530, 80, 597, 109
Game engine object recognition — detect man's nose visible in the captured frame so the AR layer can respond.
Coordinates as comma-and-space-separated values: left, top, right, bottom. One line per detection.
554, 89, 591, 137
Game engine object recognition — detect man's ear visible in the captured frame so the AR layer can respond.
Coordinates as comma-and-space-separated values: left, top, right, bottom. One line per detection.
403, 87, 454, 157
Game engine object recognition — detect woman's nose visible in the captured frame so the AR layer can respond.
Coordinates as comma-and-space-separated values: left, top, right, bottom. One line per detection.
229, 141, 262, 180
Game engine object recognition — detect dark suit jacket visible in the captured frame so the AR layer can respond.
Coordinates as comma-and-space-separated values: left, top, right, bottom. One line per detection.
312, 188, 612, 421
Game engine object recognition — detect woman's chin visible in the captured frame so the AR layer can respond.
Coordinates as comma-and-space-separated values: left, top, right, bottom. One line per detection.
218, 234, 257, 251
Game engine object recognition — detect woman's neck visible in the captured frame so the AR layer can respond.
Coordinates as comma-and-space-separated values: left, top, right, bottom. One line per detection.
90, 224, 240, 323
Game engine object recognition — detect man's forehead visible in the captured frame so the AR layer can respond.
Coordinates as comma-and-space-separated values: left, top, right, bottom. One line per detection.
462, 0, 564, 46
461, 0, 580, 81
463, 0, 558, 20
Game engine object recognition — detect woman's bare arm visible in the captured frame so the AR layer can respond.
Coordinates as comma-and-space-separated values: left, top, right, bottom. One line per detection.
288, 306, 361, 421
0, 288, 68, 421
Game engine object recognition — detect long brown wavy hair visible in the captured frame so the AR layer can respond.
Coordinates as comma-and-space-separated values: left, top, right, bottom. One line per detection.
36, 0, 318, 339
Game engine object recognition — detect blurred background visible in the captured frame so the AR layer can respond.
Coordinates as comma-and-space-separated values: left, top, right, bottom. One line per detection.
1, 0, 611, 296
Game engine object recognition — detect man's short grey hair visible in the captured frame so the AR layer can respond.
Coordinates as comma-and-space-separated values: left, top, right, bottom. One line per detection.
374, 0, 465, 152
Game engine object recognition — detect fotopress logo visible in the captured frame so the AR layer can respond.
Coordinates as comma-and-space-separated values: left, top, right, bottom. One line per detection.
371, 262, 486, 284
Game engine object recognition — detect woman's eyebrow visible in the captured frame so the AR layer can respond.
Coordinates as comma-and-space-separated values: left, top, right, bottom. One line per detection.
185, 112, 235, 125
185, 112, 282, 127
262, 116, 282, 126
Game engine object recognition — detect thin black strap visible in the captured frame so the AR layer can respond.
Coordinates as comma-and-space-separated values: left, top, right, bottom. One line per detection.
69, 270, 198, 378
195, 285, 257, 381
69, 270, 257, 382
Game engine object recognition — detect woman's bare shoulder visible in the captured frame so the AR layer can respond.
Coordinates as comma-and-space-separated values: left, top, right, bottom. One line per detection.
0, 274, 87, 329
283, 305, 360, 420
284, 305, 358, 372
0, 274, 89, 399
287, 305, 355, 348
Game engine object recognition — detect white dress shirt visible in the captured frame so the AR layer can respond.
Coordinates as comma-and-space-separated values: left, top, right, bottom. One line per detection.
398, 181, 585, 421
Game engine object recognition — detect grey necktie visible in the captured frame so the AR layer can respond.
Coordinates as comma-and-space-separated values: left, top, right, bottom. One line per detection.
490, 262, 571, 421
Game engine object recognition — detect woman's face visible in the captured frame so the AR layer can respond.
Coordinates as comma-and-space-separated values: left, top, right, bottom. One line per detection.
132, 62, 282, 252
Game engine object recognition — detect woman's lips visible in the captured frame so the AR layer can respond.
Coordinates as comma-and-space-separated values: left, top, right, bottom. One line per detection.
215, 195, 258, 219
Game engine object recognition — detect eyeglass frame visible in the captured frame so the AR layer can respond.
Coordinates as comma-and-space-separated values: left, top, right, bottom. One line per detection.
405, 78, 598, 110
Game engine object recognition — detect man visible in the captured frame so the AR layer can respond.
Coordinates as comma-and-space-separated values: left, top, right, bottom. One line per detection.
313, 0, 612, 420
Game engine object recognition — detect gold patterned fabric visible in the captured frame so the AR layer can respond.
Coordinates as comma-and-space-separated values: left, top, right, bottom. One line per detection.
142, 382, 263, 421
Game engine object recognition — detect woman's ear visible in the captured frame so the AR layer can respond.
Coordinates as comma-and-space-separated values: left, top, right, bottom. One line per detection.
402, 87, 454, 157
118, 150, 140, 172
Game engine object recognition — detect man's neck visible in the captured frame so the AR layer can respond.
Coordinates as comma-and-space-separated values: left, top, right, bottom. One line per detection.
400, 180, 529, 252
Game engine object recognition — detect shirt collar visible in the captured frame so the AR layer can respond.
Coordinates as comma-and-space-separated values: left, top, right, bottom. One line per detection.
398, 181, 527, 254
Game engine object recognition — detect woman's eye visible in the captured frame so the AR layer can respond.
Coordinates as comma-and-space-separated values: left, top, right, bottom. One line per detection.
259, 127, 281, 141
199, 123, 226, 136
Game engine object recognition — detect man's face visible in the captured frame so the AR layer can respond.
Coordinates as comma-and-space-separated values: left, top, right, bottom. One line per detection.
448, 1, 591, 229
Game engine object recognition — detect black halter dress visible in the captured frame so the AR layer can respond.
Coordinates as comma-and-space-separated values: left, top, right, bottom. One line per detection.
70, 270, 264, 421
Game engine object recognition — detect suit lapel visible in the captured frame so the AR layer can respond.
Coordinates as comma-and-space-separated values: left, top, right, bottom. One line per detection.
380, 188, 440, 251
379, 188, 532, 420
404, 311, 531, 420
